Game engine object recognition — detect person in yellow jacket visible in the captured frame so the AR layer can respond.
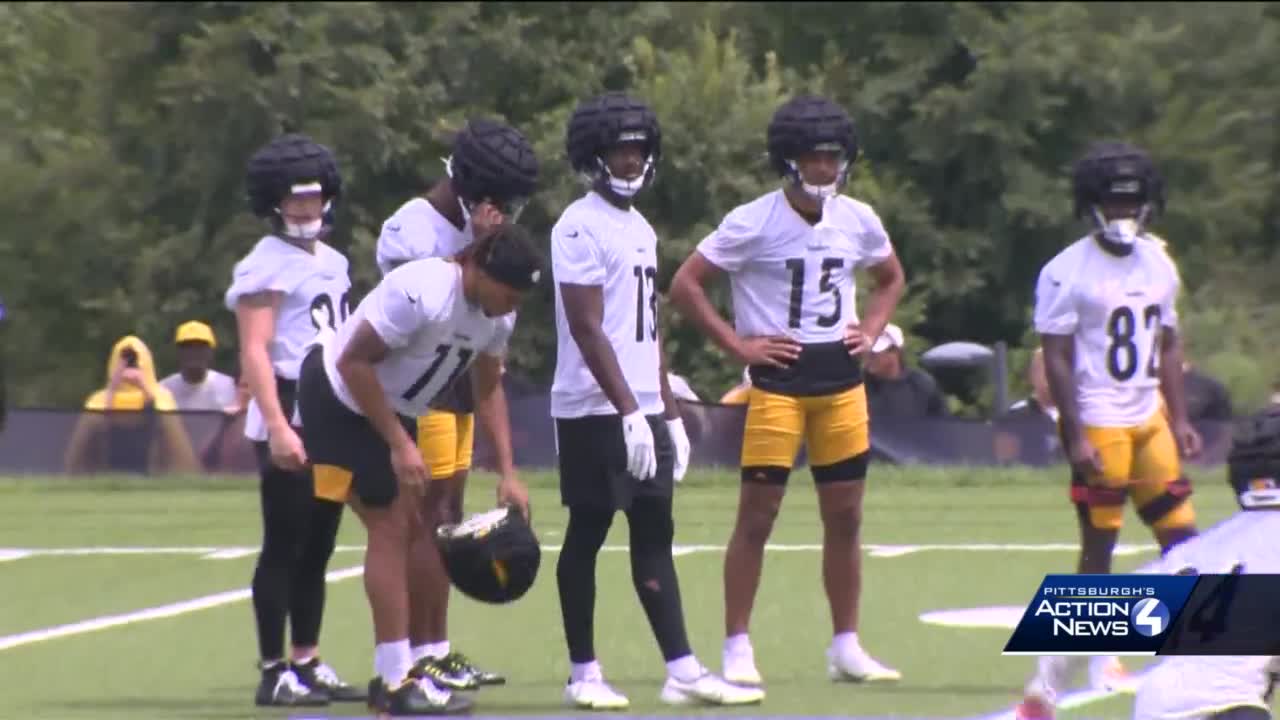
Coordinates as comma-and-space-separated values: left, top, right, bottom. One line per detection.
63, 335, 200, 474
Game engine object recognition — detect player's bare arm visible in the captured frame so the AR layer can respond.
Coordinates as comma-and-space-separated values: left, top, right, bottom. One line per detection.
560, 282, 642, 415
668, 252, 800, 367
235, 290, 306, 469
845, 252, 906, 355
470, 352, 529, 518
335, 319, 428, 489
1157, 327, 1202, 458
1041, 333, 1102, 476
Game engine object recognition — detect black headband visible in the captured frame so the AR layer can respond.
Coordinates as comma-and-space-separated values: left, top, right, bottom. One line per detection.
479, 240, 542, 292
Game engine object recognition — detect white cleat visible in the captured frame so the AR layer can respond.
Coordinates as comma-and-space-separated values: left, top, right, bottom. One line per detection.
827, 645, 902, 683
722, 648, 763, 687
660, 670, 765, 706
563, 673, 630, 711
1088, 655, 1137, 693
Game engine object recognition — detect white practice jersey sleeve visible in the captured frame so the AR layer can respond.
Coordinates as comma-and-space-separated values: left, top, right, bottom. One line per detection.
695, 190, 894, 344
225, 235, 351, 440
322, 258, 515, 418
1031, 236, 1181, 427
550, 192, 663, 418
375, 197, 473, 276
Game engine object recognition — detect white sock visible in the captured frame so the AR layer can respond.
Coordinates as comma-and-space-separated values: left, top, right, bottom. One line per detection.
724, 633, 752, 656
375, 640, 413, 687
570, 660, 601, 683
292, 652, 316, 666
666, 654, 703, 682
411, 645, 430, 663
832, 631, 861, 656
426, 641, 450, 659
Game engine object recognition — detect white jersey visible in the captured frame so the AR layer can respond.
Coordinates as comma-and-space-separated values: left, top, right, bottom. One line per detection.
225, 235, 351, 440
696, 190, 893, 344
322, 257, 514, 418
375, 197, 473, 276
550, 191, 663, 418
1131, 511, 1280, 720
1034, 235, 1180, 427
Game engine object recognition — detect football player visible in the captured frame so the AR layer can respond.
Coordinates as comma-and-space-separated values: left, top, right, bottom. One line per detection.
550, 92, 764, 710
1032, 141, 1201, 691
225, 133, 363, 707
1015, 408, 1280, 720
371, 117, 538, 691
295, 224, 539, 716
668, 95, 905, 686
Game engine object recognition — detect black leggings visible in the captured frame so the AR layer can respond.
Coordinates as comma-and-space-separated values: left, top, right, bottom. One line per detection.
251, 442, 343, 661
556, 495, 692, 664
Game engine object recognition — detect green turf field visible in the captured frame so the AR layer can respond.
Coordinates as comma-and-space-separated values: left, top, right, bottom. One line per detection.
0, 466, 1244, 719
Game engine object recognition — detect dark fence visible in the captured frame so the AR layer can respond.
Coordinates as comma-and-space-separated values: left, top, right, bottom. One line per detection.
0, 399, 1235, 476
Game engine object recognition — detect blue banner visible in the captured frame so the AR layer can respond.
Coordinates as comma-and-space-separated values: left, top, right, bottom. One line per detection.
1003, 573, 1200, 655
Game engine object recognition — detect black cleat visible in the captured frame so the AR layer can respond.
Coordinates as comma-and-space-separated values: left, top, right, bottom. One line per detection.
411, 655, 480, 691
441, 651, 506, 687
254, 662, 330, 707
375, 677, 474, 716
291, 657, 366, 702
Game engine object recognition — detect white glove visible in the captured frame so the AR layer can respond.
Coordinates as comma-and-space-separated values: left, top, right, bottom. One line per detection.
621, 410, 658, 482
667, 417, 691, 483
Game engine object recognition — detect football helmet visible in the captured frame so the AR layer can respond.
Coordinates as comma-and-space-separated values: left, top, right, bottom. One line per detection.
1227, 407, 1280, 510
245, 133, 342, 242
446, 118, 539, 223
566, 92, 662, 198
436, 506, 541, 604
1071, 141, 1166, 247
767, 95, 858, 201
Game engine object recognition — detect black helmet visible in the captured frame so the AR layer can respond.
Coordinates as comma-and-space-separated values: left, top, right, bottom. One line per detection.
245, 134, 342, 237
566, 92, 661, 195
436, 506, 541, 604
1227, 407, 1280, 510
1071, 141, 1166, 220
767, 95, 858, 190
448, 119, 539, 218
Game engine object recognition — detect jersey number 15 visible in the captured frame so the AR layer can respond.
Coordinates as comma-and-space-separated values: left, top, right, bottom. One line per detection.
786, 257, 844, 329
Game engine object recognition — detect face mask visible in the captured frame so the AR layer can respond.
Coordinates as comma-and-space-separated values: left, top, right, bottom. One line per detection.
599, 155, 654, 198
1092, 207, 1143, 247
788, 159, 849, 202
283, 217, 324, 240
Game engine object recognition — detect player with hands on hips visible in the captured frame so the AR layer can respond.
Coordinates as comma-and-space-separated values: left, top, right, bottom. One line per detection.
668, 95, 906, 687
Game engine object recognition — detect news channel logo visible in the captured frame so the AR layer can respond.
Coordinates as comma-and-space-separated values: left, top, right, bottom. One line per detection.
1003, 574, 1197, 655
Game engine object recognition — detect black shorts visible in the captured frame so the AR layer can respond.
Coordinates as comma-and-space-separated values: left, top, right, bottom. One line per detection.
296, 346, 417, 508
556, 413, 674, 512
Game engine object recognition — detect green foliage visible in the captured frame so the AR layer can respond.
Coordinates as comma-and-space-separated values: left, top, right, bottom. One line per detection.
1, 2, 1276, 412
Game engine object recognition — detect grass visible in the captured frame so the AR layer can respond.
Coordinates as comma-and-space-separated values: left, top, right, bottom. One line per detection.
0, 465, 1242, 719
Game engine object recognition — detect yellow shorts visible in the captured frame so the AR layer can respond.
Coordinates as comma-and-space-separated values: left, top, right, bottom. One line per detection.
314, 464, 355, 504
312, 410, 474, 503
740, 384, 870, 483
418, 410, 475, 479
1070, 410, 1195, 531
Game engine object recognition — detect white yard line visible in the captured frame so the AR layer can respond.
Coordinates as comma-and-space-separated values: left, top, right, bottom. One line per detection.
0, 541, 1161, 560
0, 564, 364, 651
